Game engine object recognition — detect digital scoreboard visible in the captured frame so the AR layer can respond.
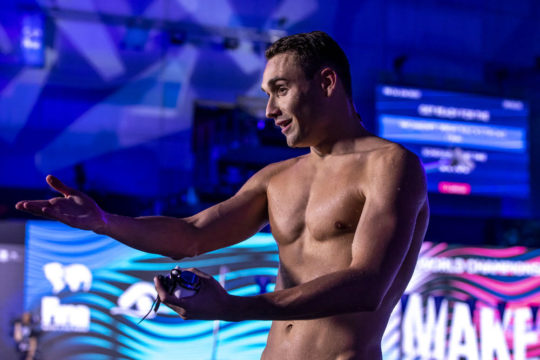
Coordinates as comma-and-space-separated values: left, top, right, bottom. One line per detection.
376, 85, 530, 198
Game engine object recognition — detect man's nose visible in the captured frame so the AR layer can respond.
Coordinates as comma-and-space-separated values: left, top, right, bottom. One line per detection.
265, 97, 281, 119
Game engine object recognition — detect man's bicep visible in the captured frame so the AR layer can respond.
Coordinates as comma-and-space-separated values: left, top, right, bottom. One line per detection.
351, 196, 419, 274
350, 150, 426, 300
185, 165, 273, 253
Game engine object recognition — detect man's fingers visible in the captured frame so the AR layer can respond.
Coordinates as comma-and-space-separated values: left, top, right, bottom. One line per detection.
15, 200, 58, 220
17, 200, 74, 220
46, 175, 77, 197
17, 200, 50, 213
153, 276, 189, 308
184, 267, 212, 279
15, 201, 26, 211
154, 276, 173, 303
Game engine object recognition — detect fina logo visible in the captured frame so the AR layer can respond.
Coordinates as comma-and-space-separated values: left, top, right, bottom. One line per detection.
111, 282, 158, 319
43, 262, 92, 294
41, 262, 92, 333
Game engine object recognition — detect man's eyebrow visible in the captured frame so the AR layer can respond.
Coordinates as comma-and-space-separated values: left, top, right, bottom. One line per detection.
261, 77, 288, 94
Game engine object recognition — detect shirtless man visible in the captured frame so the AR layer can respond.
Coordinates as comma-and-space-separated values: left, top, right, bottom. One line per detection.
16, 31, 429, 360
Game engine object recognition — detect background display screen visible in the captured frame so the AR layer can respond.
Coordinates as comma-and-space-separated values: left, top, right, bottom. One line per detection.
376, 85, 530, 198
24, 221, 278, 360
24, 221, 540, 359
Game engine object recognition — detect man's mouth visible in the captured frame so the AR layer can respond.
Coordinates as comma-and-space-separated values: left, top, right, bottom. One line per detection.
276, 119, 292, 133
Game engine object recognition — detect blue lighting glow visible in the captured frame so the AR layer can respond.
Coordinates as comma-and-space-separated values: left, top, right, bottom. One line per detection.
20, 13, 44, 67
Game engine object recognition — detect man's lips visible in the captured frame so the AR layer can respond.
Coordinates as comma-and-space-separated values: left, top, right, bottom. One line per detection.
276, 119, 292, 133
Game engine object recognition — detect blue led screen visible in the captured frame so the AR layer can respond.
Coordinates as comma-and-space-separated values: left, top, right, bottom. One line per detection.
24, 220, 279, 359
376, 85, 530, 198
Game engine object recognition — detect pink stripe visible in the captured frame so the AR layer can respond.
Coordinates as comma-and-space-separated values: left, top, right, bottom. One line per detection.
527, 348, 540, 358
457, 282, 499, 305
449, 278, 540, 308
421, 242, 448, 257
462, 274, 540, 295
438, 246, 528, 259
453, 281, 540, 308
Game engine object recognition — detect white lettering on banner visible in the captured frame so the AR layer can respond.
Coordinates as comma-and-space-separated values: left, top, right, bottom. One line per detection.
41, 296, 90, 332
502, 100, 524, 111
418, 104, 490, 122
421, 147, 488, 162
398, 119, 506, 139
402, 294, 447, 359
401, 294, 539, 360
480, 307, 510, 360
382, 86, 422, 99
41, 262, 93, 332
448, 301, 479, 360
513, 308, 537, 360
417, 256, 540, 277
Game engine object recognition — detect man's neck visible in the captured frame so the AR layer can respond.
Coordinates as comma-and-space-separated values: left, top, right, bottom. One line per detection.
310, 110, 370, 157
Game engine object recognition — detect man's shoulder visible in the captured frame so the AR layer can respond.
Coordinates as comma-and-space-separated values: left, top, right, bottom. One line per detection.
243, 154, 308, 190
362, 137, 417, 165
359, 138, 424, 184
348, 136, 413, 167
260, 154, 308, 177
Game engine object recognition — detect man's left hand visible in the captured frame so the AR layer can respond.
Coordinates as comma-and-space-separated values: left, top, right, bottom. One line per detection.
153, 268, 239, 321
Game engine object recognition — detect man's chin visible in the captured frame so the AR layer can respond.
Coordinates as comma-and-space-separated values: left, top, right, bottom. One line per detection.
284, 132, 309, 148
285, 137, 299, 148
286, 139, 308, 148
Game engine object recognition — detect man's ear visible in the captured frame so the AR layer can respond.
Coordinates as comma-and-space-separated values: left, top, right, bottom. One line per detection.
320, 67, 337, 97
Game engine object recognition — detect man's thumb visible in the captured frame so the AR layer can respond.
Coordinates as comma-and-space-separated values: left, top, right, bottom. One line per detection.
46, 175, 75, 197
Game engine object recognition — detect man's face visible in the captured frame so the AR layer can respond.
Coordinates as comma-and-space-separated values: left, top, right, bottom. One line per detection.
261, 53, 323, 147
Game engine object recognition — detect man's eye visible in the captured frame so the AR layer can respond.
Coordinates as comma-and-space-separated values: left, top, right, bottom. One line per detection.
277, 87, 288, 95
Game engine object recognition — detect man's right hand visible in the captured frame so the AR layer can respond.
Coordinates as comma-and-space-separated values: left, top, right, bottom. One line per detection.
15, 175, 108, 233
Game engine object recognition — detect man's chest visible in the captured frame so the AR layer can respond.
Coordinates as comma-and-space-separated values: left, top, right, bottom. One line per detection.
266, 162, 365, 243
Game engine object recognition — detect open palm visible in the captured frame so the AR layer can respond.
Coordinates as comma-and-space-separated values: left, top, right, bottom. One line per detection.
15, 175, 107, 232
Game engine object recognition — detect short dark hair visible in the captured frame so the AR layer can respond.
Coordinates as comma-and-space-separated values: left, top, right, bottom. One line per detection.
265, 31, 352, 99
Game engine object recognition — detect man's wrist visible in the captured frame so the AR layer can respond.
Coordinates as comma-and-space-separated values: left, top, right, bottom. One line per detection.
94, 211, 112, 235
225, 293, 277, 321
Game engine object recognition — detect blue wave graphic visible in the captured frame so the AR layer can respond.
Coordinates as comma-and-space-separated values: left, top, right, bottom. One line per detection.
25, 220, 278, 359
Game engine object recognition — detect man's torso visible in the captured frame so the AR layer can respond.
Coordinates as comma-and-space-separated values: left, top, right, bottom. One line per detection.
261, 137, 429, 360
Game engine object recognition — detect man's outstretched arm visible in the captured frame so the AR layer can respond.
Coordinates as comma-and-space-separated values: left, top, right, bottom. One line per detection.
156, 146, 429, 320
16, 167, 273, 259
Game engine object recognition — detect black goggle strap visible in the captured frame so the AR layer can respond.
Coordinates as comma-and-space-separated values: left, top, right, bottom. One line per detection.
138, 295, 162, 325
